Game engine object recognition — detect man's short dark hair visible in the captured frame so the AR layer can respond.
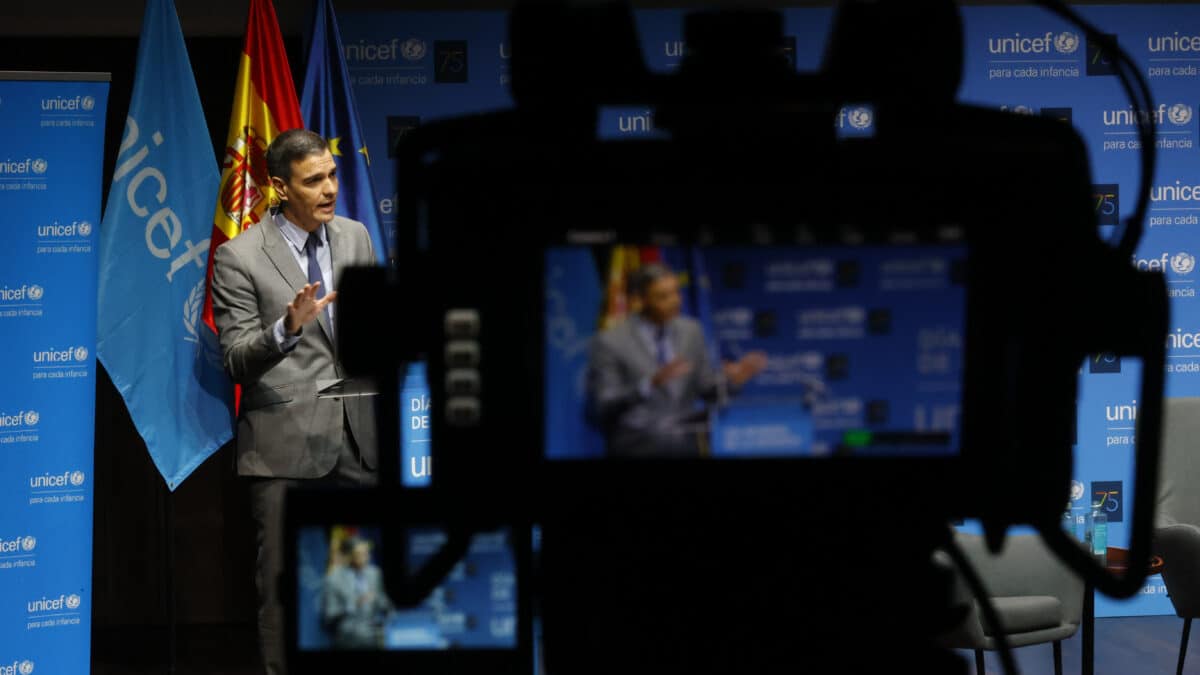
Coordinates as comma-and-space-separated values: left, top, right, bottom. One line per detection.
266, 129, 329, 182
629, 262, 675, 297
340, 536, 368, 556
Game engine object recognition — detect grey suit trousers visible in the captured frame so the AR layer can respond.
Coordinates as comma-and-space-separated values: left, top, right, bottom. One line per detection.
250, 415, 377, 675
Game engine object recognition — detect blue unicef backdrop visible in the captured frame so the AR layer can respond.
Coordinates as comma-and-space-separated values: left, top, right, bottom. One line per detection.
338, 5, 1200, 618
0, 73, 109, 674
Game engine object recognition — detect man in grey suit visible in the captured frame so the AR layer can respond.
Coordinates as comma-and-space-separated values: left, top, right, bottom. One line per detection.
211, 129, 379, 675
587, 262, 768, 457
322, 537, 394, 649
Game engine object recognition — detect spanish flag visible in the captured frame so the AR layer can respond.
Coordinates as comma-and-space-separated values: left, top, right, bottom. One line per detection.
202, 0, 303, 333
598, 245, 663, 330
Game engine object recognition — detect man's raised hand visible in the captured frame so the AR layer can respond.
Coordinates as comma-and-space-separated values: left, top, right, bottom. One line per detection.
284, 282, 337, 335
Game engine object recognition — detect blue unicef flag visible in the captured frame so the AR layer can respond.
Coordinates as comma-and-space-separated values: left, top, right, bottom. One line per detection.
97, 0, 234, 490
544, 247, 606, 459
301, 0, 389, 262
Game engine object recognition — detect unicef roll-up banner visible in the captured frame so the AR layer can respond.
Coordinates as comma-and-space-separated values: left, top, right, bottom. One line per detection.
0, 72, 109, 674
340, 7, 1200, 618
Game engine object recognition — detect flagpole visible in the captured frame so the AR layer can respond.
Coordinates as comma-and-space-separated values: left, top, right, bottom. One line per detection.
162, 481, 177, 674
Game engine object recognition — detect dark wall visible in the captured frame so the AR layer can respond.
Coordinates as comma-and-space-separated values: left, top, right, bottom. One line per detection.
2, 0, 1192, 39
2, 0, 839, 38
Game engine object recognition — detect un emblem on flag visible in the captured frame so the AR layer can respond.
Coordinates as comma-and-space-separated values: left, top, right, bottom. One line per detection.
183, 279, 205, 344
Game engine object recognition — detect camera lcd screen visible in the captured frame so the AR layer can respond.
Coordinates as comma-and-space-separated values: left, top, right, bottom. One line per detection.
295, 524, 517, 651
543, 243, 967, 459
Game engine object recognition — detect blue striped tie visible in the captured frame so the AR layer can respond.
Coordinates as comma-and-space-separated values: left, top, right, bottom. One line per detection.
304, 232, 331, 331
655, 326, 669, 365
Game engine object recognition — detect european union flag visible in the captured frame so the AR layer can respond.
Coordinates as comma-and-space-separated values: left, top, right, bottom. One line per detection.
301, 0, 389, 263
97, 0, 234, 490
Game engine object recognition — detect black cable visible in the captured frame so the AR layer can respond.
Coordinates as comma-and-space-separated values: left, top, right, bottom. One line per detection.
1032, 1, 1156, 257
1016, 1, 1165, 602
943, 528, 1020, 675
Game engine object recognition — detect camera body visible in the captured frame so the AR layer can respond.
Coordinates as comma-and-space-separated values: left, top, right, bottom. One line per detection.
298, 3, 1168, 673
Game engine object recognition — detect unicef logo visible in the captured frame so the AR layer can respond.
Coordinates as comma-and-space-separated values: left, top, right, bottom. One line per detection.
77, 221, 92, 236
23, 411, 39, 426
716, 308, 753, 326
18, 661, 33, 675
65, 594, 81, 610
28, 285, 44, 301
73, 346, 89, 362
1170, 103, 1194, 126
31, 159, 47, 175
1071, 480, 1085, 501
848, 107, 873, 130
1000, 104, 1034, 115
80, 96, 95, 111
1173, 252, 1196, 275
401, 38, 427, 61
1055, 32, 1080, 54
69, 471, 85, 487
21, 536, 36, 552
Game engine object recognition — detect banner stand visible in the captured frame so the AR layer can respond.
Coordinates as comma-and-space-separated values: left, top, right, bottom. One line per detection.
0, 70, 110, 675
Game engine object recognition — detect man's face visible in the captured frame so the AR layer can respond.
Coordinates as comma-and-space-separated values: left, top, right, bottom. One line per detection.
641, 274, 681, 325
350, 542, 371, 569
273, 149, 338, 231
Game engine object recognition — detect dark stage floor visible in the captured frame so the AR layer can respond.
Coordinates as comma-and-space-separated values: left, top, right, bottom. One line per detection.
92, 615, 1192, 674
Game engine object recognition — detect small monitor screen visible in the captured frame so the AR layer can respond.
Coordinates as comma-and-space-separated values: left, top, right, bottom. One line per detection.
295, 524, 517, 651
543, 243, 967, 459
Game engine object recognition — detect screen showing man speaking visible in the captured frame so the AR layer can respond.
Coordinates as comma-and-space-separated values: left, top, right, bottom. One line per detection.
543, 243, 967, 459
294, 524, 517, 651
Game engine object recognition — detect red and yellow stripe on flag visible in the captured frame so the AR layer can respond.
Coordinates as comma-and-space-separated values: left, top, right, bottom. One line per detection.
202, 0, 303, 333
598, 245, 662, 331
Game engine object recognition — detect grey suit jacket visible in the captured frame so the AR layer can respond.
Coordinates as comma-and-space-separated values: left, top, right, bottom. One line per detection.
586, 316, 721, 457
321, 564, 393, 648
211, 214, 379, 478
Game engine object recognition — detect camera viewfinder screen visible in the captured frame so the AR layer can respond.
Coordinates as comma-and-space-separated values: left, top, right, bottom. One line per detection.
543, 244, 967, 459
296, 525, 517, 651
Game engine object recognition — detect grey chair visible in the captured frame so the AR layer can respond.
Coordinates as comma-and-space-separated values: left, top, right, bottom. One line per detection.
1153, 397, 1200, 675
937, 532, 1085, 675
